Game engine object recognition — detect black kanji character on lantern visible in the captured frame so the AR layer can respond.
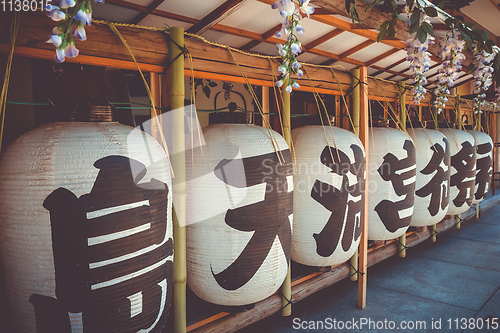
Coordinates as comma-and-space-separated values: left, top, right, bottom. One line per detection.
415, 138, 450, 216
375, 140, 416, 232
31, 156, 172, 333
311, 145, 365, 257
450, 141, 476, 207
474, 142, 493, 200
211, 150, 293, 291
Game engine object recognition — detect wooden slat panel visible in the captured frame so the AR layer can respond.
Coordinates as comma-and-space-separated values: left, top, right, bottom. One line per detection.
186, 0, 249, 35
339, 40, 374, 59
365, 48, 399, 67
304, 28, 343, 50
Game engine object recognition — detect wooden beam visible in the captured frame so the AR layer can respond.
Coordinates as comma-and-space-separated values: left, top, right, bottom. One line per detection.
303, 28, 343, 50
186, 0, 249, 35
106, 0, 199, 24
241, 24, 281, 51
339, 40, 374, 59
129, 0, 166, 25
365, 48, 399, 67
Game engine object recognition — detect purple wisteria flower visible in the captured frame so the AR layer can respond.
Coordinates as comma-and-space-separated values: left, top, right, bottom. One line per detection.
55, 48, 65, 63
73, 25, 87, 41
46, 34, 62, 47
45, 5, 66, 21
272, 0, 312, 92
74, 9, 92, 25
472, 49, 496, 114
58, 0, 76, 9
405, 4, 434, 104
434, 31, 465, 113
65, 43, 79, 58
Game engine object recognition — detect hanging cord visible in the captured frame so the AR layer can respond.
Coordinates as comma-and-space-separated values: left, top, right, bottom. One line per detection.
0, 12, 20, 155
303, 66, 340, 164
107, 22, 175, 177
329, 68, 356, 131
227, 49, 285, 164
265, 59, 298, 166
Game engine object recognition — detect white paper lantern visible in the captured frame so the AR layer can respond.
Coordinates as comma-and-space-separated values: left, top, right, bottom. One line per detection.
186, 124, 292, 306
467, 130, 493, 204
0, 122, 173, 333
439, 128, 476, 215
291, 126, 365, 267
368, 128, 416, 240
408, 128, 450, 227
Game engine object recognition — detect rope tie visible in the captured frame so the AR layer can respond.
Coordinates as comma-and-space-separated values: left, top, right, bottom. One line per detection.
348, 261, 366, 277
167, 36, 190, 69
454, 216, 462, 227
429, 226, 438, 239
395, 238, 409, 255
281, 293, 293, 309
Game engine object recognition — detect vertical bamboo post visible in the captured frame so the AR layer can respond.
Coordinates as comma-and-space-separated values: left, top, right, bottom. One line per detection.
262, 86, 270, 127
358, 67, 369, 309
170, 27, 187, 333
431, 102, 439, 242
349, 69, 361, 281
398, 81, 407, 257
456, 95, 462, 229
281, 79, 292, 317
335, 95, 341, 128
150, 72, 161, 142
384, 101, 388, 122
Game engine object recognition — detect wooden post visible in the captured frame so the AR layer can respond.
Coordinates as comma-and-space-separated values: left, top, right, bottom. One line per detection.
398, 81, 407, 258
335, 95, 341, 128
262, 86, 269, 127
358, 67, 369, 309
150, 72, 161, 142
170, 27, 187, 333
281, 80, 292, 317
456, 95, 462, 229
431, 102, 439, 242
384, 101, 388, 122
350, 69, 361, 281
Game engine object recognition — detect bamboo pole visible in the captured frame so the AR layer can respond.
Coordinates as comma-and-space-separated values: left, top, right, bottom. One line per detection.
170, 27, 187, 333
150, 72, 161, 142
358, 67, 369, 309
281, 79, 292, 317
349, 69, 361, 281
262, 86, 269, 126
398, 81, 407, 257
456, 95, 462, 229
431, 100, 439, 242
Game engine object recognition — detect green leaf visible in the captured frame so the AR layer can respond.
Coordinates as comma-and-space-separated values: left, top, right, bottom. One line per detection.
464, 21, 474, 28
366, 0, 383, 12
410, 11, 420, 25
421, 21, 434, 35
424, 7, 438, 17
416, 27, 427, 44
407, 0, 415, 9
472, 28, 488, 41
409, 22, 419, 34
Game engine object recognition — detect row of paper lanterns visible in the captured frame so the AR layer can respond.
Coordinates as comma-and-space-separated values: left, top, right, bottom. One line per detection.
0, 121, 492, 332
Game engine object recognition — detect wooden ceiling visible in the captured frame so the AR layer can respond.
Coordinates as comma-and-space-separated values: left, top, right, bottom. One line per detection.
91, 0, 497, 88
